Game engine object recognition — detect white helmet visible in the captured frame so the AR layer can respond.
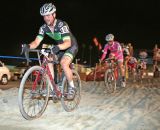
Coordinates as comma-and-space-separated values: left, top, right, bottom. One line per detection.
105, 34, 114, 41
40, 3, 56, 16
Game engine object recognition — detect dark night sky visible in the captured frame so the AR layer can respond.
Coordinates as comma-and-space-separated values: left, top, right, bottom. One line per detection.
1, 0, 160, 64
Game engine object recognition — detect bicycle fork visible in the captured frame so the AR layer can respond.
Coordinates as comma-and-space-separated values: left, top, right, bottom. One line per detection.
114, 67, 118, 80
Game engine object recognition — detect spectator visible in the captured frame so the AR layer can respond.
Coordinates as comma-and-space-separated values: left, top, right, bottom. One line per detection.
153, 44, 160, 73
128, 43, 134, 57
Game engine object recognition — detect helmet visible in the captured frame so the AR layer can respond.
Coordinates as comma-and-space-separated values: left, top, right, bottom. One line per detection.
105, 34, 114, 41
40, 3, 56, 16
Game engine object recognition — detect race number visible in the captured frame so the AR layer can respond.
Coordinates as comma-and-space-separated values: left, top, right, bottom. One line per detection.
60, 26, 69, 34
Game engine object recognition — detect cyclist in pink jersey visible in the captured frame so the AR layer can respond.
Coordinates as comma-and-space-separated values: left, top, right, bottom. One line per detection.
100, 34, 126, 87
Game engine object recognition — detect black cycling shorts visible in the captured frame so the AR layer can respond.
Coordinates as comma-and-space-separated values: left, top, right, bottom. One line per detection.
57, 45, 78, 61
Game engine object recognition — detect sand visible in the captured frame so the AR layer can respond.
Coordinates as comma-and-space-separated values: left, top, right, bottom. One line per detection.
0, 78, 160, 130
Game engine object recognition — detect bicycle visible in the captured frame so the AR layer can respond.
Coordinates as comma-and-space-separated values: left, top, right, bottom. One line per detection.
104, 58, 123, 93
18, 45, 81, 120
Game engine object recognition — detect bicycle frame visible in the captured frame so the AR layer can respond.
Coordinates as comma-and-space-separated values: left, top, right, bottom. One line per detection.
19, 45, 81, 119
45, 62, 62, 97
33, 56, 62, 98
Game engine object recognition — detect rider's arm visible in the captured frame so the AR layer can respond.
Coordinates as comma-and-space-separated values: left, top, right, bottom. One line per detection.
57, 37, 71, 50
57, 21, 72, 50
101, 44, 108, 61
29, 37, 42, 49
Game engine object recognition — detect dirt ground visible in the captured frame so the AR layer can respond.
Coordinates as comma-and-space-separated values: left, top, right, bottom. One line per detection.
0, 78, 160, 130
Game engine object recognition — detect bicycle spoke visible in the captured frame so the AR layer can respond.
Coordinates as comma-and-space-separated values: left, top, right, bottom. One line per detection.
61, 70, 81, 112
105, 70, 116, 93
18, 66, 49, 120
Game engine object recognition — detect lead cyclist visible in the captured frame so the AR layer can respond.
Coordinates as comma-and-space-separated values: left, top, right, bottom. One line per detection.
23, 3, 78, 99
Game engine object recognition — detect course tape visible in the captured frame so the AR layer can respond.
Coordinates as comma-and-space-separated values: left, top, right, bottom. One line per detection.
0, 55, 39, 61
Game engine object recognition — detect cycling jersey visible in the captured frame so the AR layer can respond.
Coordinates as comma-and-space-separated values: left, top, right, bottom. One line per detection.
101, 41, 123, 62
137, 58, 147, 70
127, 57, 137, 69
128, 57, 137, 64
37, 19, 78, 59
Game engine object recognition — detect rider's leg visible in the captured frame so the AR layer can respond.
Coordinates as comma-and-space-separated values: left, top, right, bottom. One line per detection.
132, 66, 136, 82
153, 60, 156, 72
60, 55, 76, 99
60, 56, 73, 84
118, 60, 125, 77
118, 60, 126, 87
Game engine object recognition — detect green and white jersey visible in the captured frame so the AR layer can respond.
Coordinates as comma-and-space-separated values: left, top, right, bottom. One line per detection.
37, 19, 78, 47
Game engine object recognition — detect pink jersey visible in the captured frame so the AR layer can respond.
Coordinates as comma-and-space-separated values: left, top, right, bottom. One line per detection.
101, 41, 123, 61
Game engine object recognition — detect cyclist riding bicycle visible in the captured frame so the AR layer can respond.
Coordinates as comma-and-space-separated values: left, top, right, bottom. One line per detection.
100, 34, 126, 87
121, 43, 130, 59
23, 3, 78, 99
127, 56, 137, 72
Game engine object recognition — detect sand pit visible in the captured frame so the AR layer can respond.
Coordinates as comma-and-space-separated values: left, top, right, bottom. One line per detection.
0, 78, 160, 130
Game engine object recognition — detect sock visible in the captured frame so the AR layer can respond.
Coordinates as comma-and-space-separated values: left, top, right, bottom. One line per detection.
69, 80, 74, 88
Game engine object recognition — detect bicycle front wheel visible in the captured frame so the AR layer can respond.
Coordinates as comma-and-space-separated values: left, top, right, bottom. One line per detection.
61, 70, 81, 112
18, 66, 50, 120
104, 69, 116, 93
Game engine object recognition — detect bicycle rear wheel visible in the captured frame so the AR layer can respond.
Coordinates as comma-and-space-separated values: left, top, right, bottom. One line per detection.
61, 70, 81, 112
18, 66, 50, 120
104, 69, 116, 93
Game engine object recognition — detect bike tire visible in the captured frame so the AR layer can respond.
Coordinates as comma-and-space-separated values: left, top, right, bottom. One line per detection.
104, 69, 116, 93
18, 66, 50, 120
61, 70, 81, 112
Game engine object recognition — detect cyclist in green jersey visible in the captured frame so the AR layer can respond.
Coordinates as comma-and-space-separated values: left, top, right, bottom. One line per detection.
24, 3, 78, 99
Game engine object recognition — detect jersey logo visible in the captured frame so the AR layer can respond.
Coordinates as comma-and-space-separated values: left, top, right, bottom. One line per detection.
60, 26, 69, 34
39, 27, 44, 35
58, 22, 63, 28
